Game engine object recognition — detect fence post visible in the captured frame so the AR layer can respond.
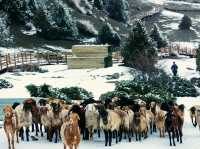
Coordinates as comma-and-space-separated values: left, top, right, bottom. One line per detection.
37, 52, 40, 67
64, 52, 67, 64
56, 52, 59, 64
21, 52, 24, 71
6, 54, 9, 71
14, 53, 16, 69
25, 52, 27, 63
0, 54, 2, 71
47, 52, 50, 64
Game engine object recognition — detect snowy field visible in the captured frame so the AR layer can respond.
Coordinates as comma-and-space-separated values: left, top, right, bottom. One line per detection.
1, 57, 200, 148
0, 64, 135, 99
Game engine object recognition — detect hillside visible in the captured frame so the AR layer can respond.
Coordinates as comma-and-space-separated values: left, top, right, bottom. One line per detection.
0, 0, 154, 50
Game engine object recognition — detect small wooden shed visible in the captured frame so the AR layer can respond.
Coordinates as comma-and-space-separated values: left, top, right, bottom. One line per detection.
68, 45, 110, 69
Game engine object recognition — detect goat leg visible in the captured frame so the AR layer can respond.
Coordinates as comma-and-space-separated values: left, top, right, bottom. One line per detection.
179, 128, 183, 144
168, 131, 172, 146
5, 131, 11, 149
104, 130, 108, 146
12, 134, 15, 149
19, 128, 24, 141
172, 131, 176, 146
55, 129, 58, 143
40, 124, 43, 137
108, 130, 112, 146
32, 124, 34, 132
26, 127, 30, 142
35, 123, 39, 136
115, 130, 118, 144
128, 130, 131, 142
16, 130, 19, 143
176, 129, 179, 142
98, 129, 101, 138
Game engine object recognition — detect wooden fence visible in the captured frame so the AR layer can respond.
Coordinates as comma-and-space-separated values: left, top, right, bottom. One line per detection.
160, 42, 197, 57
0, 51, 70, 73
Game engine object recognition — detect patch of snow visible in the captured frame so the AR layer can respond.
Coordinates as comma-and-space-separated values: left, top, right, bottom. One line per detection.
164, 1, 200, 11
157, 57, 200, 79
162, 22, 179, 30
161, 10, 183, 19
0, 64, 135, 100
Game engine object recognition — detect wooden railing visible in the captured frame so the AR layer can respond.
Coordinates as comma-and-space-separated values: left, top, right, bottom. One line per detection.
0, 51, 71, 73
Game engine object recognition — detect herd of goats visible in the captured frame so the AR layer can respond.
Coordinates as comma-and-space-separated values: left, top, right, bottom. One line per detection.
2, 97, 200, 149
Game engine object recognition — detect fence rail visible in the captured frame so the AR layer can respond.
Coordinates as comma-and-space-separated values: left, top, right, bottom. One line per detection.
0, 51, 70, 73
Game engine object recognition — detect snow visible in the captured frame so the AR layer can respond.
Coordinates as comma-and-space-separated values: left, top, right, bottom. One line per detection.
157, 57, 200, 79
161, 10, 183, 19
1, 48, 200, 148
0, 64, 135, 100
164, 1, 200, 11
1, 97, 200, 149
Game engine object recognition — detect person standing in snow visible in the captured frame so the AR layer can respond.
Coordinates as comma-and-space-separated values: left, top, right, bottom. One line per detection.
171, 62, 178, 76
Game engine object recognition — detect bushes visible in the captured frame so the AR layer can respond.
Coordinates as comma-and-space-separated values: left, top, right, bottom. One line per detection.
122, 20, 157, 72
106, 0, 129, 23
26, 84, 93, 101
33, 0, 78, 40
21, 64, 48, 73
170, 77, 198, 97
59, 87, 92, 100
98, 23, 121, 46
100, 71, 198, 104
196, 45, 200, 71
100, 91, 129, 101
0, 79, 13, 89
26, 84, 38, 97
150, 24, 168, 49
104, 55, 113, 68
179, 15, 192, 30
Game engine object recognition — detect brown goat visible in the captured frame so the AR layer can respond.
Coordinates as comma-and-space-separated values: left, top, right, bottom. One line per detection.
61, 112, 81, 149
3, 105, 19, 149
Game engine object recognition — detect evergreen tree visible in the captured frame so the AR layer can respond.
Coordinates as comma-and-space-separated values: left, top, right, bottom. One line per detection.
98, 23, 121, 46
106, 0, 129, 23
0, 12, 13, 47
196, 45, 200, 71
94, 0, 103, 10
122, 20, 157, 72
33, 1, 78, 40
150, 24, 168, 49
179, 15, 192, 30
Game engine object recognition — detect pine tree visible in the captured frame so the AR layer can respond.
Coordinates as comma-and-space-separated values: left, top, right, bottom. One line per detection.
106, 0, 129, 23
150, 24, 168, 49
0, 12, 13, 47
94, 0, 103, 10
196, 45, 200, 71
179, 15, 192, 30
122, 20, 157, 72
98, 23, 121, 46
33, 1, 78, 40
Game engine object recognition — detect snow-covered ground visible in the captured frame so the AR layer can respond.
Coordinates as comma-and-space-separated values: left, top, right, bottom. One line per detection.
0, 57, 199, 99
164, 0, 200, 11
1, 57, 200, 148
157, 57, 200, 79
0, 64, 135, 99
